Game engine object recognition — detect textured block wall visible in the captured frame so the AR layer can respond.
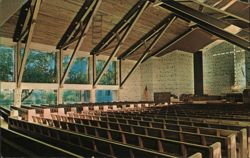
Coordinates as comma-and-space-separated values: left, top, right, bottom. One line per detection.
140, 59, 154, 100
118, 50, 194, 101
119, 41, 248, 101
203, 42, 246, 95
235, 48, 246, 91
141, 50, 194, 98
118, 60, 142, 101
175, 51, 194, 95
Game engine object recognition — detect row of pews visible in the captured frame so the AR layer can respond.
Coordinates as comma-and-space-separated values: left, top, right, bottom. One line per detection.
1, 126, 82, 157
7, 102, 250, 158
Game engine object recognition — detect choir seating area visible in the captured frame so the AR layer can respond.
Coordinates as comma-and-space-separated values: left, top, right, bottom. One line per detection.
4, 102, 250, 158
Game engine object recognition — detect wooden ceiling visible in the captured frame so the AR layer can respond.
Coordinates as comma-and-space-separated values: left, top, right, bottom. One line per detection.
0, 0, 249, 60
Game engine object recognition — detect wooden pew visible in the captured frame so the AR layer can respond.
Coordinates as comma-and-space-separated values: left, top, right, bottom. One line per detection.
33, 117, 221, 158
140, 105, 250, 121
9, 117, 190, 158
107, 107, 250, 121
1, 127, 82, 157
104, 110, 250, 158
80, 113, 246, 158
59, 115, 236, 158
10, 106, 36, 122
0, 106, 10, 122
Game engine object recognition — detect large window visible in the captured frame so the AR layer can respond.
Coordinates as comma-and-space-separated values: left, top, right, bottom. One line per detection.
96, 60, 116, 85
63, 56, 89, 84
96, 90, 113, 102
0, 89, 14, 109
23, 50, 57, 83
83, 90, 90, 103
21, 90, 57, 105
0, 46, 14, 82
63, 90, 90, 104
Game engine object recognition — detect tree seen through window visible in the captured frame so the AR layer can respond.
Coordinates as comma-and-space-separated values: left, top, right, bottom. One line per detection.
63, 56, 89, 84
96, 60, 116, 85
0, 45, 14, 81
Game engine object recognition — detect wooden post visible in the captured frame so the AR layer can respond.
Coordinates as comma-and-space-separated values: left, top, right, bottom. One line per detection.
14, 88, 22, 107
188, 152, 202, 158
17, 0, 42, 88
238, 128, 248, 158
57, 50, 63, 105
210, 142, 222, 158
227, 134, 237, 158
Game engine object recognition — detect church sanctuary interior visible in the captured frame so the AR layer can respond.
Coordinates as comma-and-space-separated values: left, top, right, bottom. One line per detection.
0, 0, 250, 157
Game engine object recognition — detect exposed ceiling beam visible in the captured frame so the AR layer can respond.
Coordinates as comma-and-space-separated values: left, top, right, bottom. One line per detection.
58, 0, 102, 87
120, 15, 176, 87
190, 0, 250, 24
118, 14, 177, 60
13, 0, 32, 42
158, 0, 250, 51
91, 0, 151, 87
143, 26, 197, 62
56, 0, 101, 50
17, 0, 41, 88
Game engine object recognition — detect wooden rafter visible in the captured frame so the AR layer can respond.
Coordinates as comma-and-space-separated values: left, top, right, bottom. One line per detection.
16, 0, 42, 88
91, 0, 151, 87
59, 0, 102, 87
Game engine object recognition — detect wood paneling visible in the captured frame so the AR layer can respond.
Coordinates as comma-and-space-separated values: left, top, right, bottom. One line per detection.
0, 0, 248, 60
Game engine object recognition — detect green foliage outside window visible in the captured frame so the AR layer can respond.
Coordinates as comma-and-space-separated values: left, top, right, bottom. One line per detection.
96, 60, 116, 85
0, 89, 14, 109
63, 90, 90, 103
63, 90, 82, 103
96, 90, 113, 102
23, 50, 57, 83
21, 90, 57, 105
0, 46, 14, 81
63, 56, 89, 84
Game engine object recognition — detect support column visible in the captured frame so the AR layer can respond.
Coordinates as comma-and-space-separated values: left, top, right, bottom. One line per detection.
14, 88, 22, 107
14, 42, 22, 107
194, 51, 204, 96
92, 55, 96, 87
89, 56, 96, 103
90, 89, 96, 103
112, 90, 118, 102
57, 50, 64, 105
57, 87, 63, 105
